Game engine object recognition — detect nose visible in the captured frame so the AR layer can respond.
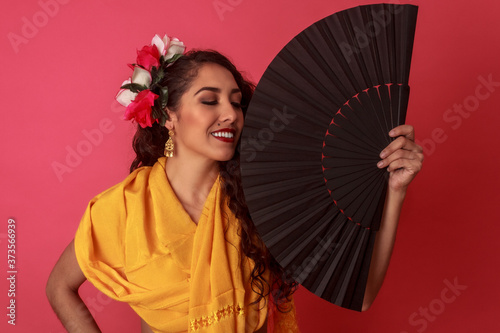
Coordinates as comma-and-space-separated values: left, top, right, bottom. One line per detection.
218, 99, 239, 124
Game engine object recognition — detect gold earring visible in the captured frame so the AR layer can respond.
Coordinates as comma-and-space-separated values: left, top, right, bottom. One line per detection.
164, 130, 174, 157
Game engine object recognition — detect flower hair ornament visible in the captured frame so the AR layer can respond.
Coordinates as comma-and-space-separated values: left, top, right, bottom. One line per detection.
115, 34, 186, 128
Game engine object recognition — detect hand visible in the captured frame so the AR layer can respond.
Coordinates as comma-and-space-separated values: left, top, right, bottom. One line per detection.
377, 125, 423, 192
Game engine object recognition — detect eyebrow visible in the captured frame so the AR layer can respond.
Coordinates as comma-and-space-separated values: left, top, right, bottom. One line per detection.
194, 87, 241, 96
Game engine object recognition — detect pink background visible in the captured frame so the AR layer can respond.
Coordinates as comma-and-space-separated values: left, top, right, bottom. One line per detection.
1, 0, 499, 332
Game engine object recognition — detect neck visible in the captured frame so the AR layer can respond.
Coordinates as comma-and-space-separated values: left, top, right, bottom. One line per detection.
164, 152, 220, 207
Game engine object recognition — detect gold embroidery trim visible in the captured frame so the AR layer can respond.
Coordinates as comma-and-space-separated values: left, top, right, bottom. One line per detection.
190, 304, 245, 331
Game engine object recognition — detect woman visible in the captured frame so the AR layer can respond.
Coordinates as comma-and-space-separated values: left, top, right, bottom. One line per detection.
46, 34, 423, 332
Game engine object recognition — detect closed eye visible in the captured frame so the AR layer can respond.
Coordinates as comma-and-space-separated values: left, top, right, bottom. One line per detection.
201, 100, 242, 109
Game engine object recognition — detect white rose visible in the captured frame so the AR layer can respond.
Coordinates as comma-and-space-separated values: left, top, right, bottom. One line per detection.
151, 34, 171, 56
131, 67, 152, 87
115, 66, 152, 107
164, 37, 186, 61
116, 78, 136, 107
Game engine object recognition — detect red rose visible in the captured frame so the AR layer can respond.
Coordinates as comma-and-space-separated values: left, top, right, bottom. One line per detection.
136, 44, 160, 70
123, 90, 159, 128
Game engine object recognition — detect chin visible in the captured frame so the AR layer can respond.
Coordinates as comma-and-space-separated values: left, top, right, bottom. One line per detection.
214, 151, 236, 162
216, 155, 235, 162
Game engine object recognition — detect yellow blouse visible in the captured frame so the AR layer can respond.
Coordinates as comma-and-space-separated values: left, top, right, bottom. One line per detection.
75, 157, 299, 332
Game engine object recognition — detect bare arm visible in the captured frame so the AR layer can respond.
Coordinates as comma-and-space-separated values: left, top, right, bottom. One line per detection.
362, 125, 424, 311
46, 239, 102, 332
141, 319, 154, 333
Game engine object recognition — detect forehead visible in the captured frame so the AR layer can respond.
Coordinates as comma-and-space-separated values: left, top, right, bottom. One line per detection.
189, 63, 239, 91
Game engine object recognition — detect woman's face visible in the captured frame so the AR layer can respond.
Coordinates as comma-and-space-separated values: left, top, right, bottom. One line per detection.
167, 63, 244, 162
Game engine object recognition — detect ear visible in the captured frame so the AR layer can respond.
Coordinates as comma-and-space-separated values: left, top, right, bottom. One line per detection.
164, 108, 177, 130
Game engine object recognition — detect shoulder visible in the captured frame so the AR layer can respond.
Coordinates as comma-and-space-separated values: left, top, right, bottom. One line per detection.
95, 164, 155, 201
87, 162, 163, 225
74, 162, 162, 264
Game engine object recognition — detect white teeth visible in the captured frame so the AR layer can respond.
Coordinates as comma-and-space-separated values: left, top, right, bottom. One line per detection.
212, 132, 234, 138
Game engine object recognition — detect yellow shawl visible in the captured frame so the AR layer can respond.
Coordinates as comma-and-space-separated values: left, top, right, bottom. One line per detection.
75, 158, 298, 333
75, 157, 298, 332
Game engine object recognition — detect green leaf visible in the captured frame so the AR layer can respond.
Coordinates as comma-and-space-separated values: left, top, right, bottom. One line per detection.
155, 69, 165, 81
166, 53, 183, 63
151, 105, 161, 120
120, 83, 147, 93
151, 66, 157, 78
158, 114, 167, 127
161, 87, 169, 109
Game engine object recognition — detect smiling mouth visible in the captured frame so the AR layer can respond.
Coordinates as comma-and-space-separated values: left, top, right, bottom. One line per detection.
211, 129, 235, 142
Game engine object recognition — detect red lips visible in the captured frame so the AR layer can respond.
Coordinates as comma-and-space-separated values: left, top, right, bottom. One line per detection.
211, 128, 236, 142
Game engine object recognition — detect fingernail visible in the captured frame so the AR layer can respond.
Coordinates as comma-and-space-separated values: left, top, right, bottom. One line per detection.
377, 161, 384, 168
380, 151, 386, 158
389, 130, 395, 136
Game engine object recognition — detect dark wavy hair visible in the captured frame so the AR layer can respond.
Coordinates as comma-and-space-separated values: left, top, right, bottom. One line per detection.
129, 50, 297, 311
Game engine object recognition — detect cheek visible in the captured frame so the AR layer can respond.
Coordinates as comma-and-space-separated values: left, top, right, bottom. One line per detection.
182, 109, 204, 125
178, 109, 215, 136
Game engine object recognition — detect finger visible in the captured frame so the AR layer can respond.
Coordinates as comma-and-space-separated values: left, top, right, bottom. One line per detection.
380, 137, 422, 159
386, 157, 422, 174
378, 149, 422, 168
389, 124, 415, 141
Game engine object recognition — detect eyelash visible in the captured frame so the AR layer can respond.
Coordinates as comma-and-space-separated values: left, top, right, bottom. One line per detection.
202, 101, 242, 108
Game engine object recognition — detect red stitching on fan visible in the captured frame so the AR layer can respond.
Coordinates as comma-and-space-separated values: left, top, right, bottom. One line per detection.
321, 85, 399, 232
355, 222, 370, 230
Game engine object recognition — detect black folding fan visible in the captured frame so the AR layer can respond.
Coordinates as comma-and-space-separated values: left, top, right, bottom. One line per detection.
239, 3, 418, 311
